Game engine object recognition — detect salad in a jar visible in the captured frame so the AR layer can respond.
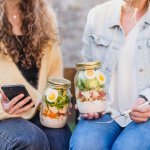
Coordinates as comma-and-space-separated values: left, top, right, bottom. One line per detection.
75, 62, 107, 113
40, 78, 71, 128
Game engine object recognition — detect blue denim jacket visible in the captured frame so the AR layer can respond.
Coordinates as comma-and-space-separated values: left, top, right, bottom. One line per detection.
81, 1, 150, 101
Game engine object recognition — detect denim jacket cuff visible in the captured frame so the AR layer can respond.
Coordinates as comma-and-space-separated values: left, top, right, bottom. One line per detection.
139, 88, 150, 101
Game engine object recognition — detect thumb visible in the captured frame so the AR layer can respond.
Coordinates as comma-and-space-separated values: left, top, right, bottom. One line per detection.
0, 92, 8, 103
36, 100, 42, 107
132, 98, 145, 108
132, 98, 147, 112
75, 104, 78, 110
0, 93, 2, 101
0, 93, 10, 112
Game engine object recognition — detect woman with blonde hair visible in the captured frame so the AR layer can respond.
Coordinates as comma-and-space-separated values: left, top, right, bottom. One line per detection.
0, 0, 71, 149
70, 0, 150, 149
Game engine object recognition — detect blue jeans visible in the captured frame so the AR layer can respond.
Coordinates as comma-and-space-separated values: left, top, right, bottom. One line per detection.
0, 112, 71, 150
70, 114, 150, 150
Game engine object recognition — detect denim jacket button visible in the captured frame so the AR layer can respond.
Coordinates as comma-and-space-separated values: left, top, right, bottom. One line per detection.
106, 67, 111, 73
143, 26, 146, 30
139, 68, 144, 72
138, 45, 142, 49
106, 67, 109, 71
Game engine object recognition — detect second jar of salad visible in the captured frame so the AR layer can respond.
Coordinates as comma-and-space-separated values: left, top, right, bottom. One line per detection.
40, 78, 71, 128
75, 61, 107, 113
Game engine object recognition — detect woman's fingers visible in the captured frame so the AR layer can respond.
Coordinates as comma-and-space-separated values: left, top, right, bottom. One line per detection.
81, 112, 101, 119
86, 113, 94, 119
0, 93, 2, 101
132, 98, 150, 113
133, 98, 145, 107
1, 92, 35, 115
13, 101, 35, 115
75, 104, 78, 110
76, 103, 101, 119
69, 103, 73, 109
8, 96, 31, 114
67, 103, 72, 115
132, 105, 150, 113
0, 92, 8, 102
8, 94, 24, 108
2, 94, 24, 113
130, 109, 150, 123
94, 113, 100, 119
130, 111, 150, 119
81, 113, 88, 118
0, 92, 5, 101
130, 115, 149, 123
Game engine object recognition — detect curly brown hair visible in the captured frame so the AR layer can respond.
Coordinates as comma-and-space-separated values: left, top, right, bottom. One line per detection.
0, 0, 59, 69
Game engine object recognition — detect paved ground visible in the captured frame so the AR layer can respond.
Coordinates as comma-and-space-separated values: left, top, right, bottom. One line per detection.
53, 0, 106, 67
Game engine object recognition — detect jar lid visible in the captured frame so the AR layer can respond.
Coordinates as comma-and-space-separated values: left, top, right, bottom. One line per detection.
48, 78, 71, 89
76, 61, 101, 70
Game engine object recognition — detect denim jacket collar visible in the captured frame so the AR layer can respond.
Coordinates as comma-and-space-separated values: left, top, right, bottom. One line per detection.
144, 7, 150, 25
107, 1, 123, 28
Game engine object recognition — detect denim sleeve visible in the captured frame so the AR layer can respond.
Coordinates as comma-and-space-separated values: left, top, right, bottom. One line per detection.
81, 9, 95, 62
139, 88, 150, 101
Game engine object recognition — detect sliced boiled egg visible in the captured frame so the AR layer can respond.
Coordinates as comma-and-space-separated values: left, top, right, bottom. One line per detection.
84, 70, 96, 79
45, 89, 58, 103
96, 71, 106, 84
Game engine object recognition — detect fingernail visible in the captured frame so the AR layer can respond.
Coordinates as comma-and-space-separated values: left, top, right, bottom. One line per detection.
83, 114, 87, 118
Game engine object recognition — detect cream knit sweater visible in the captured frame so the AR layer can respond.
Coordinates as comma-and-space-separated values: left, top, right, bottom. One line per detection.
0, 11, 63, 120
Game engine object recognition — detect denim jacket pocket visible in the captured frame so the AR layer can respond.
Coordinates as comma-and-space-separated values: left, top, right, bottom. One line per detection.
92, 34, 110, 46
91, 34, 111, 62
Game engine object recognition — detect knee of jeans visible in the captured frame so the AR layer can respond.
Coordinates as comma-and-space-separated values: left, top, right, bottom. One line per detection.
70, 131, 109, 150
13, 126, 50, 150
111, 140, 121, 150
112, 137, 130, 150
70, 134, 91, 150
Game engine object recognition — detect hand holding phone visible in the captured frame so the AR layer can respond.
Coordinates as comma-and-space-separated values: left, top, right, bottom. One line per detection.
1, 85, 35, 115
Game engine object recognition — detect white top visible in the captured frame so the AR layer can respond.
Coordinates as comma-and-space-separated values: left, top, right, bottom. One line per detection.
108, 17, 145, 127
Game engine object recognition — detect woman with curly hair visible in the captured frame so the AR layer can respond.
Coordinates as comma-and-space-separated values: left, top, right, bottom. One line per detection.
0, 0, 71, 149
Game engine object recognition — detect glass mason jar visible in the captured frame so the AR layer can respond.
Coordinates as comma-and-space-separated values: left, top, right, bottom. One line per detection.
75, 61, 107, 114
40, 78, 71, 128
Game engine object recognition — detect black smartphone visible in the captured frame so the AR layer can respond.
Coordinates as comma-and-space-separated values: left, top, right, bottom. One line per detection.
1, 84, 33, 107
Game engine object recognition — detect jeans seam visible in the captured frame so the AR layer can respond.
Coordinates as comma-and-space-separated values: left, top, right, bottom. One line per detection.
0, 134, 13, 148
